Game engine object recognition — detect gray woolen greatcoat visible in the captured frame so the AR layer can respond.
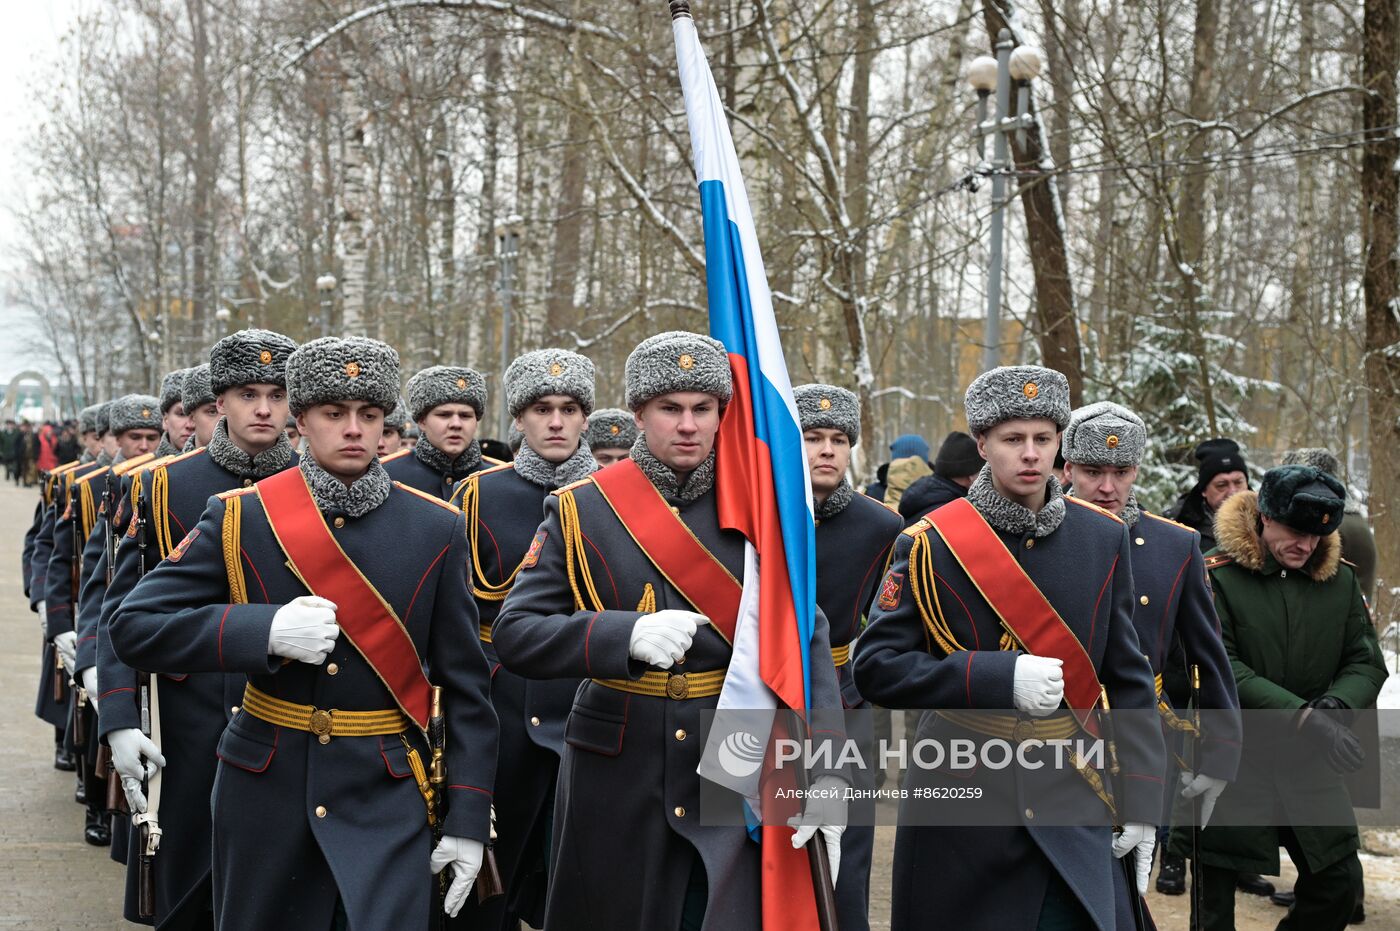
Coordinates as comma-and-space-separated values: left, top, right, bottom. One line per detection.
493, 476, 844, 931
854, 497, 1165, 931
109, 481, 498, 931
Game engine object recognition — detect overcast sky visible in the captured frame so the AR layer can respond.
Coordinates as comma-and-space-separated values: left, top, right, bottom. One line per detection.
0, 0, 80, 391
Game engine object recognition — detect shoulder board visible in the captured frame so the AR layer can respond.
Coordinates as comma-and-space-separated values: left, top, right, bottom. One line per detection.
483, 455, 507, 467
379, 448, 412, 464
550, 475, 597, 498
1141, 510, 1194, 534
1204, 554, 1235, 570
1064, 495, 1124, 524
1340, 557, 1357, 568
217, 486, 260, 501
113, 453, 157, 477
161, 447, 207, 469
73, 466, 112, 485
392, 481, 461, 513
902, 516, 933, 537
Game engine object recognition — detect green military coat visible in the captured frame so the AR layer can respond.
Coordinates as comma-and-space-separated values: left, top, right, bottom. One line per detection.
1170, 490, 1387, 874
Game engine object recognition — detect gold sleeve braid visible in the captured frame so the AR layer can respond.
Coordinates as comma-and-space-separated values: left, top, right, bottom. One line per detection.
460, 474, 527, 602
557, 488, 605, 613
908, 532, 1019, 655
79, 482, 97, 541
221, 494, 248, 604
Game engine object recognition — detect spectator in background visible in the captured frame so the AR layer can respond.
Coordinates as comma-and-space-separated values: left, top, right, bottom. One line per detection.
1283, 448, 1377, 605
18, 421, 37, 484
1, 419, 17, 482
897, 431, 981, 526
1166, 438, 1251, 551
54, 423, 79, 465
879, 433, 931, 508
35, 422, 58, 474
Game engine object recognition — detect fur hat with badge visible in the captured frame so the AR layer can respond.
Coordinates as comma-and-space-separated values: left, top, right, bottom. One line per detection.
586, 407, 639, 451
405, 366, 487, 421
1258, 465, 1345, 536
793, 384, 861, 445
108, 394, 163, 435
286, 337, 401, 416
94, 401, 112, 437
624, 330, 733, 411
964, 365, 1071, 436
505, 349, 596, 418
1061, 401, 1147, 468
209, 328, 298, 395
78, 404, 104, 436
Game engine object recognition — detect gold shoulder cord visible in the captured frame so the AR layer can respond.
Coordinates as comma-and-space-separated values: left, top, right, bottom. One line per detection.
152, 466, 173, 559
221, 494, 248, 604
79, 482, 97, 540
909, 533, 1019, 654
637, 582, 656, 613
461, 475, 527, 602
558, 488, 605, 613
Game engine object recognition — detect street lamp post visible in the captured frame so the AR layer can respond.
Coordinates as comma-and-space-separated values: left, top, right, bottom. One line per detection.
315, 274, 337, 339
967, 32, 1042, 373
496, 215, 523, 440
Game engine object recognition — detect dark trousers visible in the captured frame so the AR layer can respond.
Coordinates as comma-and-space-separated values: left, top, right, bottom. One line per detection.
1193, 829, 1360, 931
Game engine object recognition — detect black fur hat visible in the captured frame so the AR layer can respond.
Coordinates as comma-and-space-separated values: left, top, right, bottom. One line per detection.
1258, 465, 1344, 536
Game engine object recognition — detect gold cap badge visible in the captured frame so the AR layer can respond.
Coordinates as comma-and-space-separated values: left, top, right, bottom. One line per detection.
259, 349, 273, 365
345, 361, 361, 379
1023, 382, 1039, 399
1322, 513, 1330, 525
549, 362, 564, 377
678, 354, 695, 370
141, 408, 151, 417
1106, 434, 1120, 449
819, 397, 832, 411
609, 424, 621, 435
456, 377, 467, 389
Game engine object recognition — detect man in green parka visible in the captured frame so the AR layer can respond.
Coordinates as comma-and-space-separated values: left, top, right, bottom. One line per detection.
1171, 464, 1386, 931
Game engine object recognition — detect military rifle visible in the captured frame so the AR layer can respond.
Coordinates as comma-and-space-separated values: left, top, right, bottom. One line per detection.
132, 481, 161, 920
1189, 665, 1203, 931
1100, 688, 1150, 931
424, 685, 503, 906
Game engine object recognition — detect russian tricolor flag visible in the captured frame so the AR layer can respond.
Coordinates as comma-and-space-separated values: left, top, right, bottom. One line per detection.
672, 6, 822, 929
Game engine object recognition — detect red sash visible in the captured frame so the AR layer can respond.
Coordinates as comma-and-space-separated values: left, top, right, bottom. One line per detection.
589, 459, 741, 643
257, 469, 431, 730
928, 498, 1103, 736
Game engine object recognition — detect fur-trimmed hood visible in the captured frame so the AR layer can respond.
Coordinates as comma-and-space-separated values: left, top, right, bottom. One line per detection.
1213, 490, 1340, 582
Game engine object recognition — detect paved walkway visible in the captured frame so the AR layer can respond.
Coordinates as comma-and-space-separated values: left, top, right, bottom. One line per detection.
0, 480, 126, 927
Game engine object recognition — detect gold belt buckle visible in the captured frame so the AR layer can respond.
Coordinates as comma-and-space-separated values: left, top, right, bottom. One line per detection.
666, 673, 689, 701
1011, 719, 1036, 743
310, 708, 334, 744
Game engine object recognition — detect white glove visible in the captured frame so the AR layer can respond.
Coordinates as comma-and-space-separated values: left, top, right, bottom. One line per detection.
1012, 655, 1064, 717
53, 630, 78, 675
267, 596, 339, 664
38, 600, 47, 632
628, 610, 710, 669
108, 728, 166, 814
80, 667, 99, 711
430, 835, 485, 918
788, 776, 847, 885
1111, 822, 1156, 896
1180, 772, 1228, 829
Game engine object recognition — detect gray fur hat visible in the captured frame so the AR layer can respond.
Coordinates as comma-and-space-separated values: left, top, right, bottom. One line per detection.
624, 330, 733, 410
405, 366, 487, 421
160, 368, 191, 414
1062, 401, 1147, 467
94, 402, 112, 436
505, 349, 596, 418
1282, 447, 1340, 478
181, 364, 215, 413
209, 328, 297, 395
108, 394, 163, 435
586, 408, 639, 450
793, 384, 861, 446
286, 336, 401, 416
383, 399, 410, 434
78, 404, 103, 435
964, 365, 1071, 436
